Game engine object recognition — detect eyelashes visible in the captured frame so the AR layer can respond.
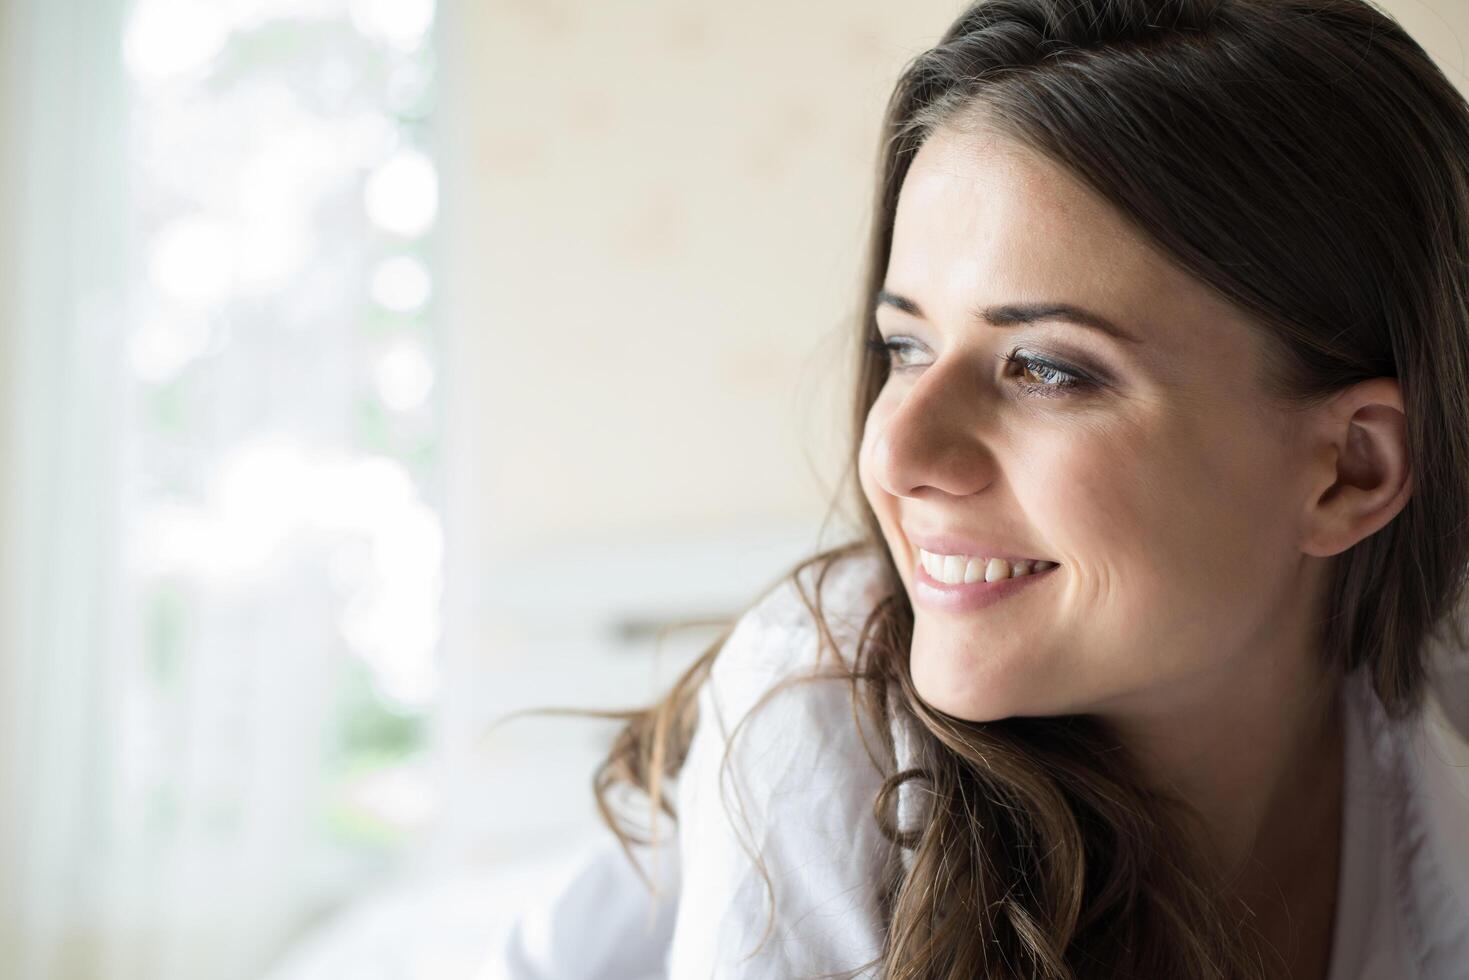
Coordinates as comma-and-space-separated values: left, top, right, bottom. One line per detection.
863, 336, 1099, 398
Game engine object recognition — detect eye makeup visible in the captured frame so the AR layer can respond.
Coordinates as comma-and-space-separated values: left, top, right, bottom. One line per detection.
864, 335, 1107, 398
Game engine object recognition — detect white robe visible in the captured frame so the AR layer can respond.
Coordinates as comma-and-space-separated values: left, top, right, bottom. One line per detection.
478, 548, 1469, 980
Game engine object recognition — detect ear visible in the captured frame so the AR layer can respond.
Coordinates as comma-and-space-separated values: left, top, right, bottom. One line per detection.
1299, 377, 1413, 559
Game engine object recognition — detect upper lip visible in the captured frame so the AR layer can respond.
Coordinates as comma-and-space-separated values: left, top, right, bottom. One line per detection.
902, 527, 1053, 564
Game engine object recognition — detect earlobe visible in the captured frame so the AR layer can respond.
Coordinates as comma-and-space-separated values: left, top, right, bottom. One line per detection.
1300, 378, 1412, 559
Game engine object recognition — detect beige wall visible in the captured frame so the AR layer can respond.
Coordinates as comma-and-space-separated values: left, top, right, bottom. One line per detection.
440, 1, 971, 568
1391, 1, 1469, 89
434, 0, 978, 860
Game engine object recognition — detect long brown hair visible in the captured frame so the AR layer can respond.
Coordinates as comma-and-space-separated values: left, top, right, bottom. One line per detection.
531, 1, 1469, 976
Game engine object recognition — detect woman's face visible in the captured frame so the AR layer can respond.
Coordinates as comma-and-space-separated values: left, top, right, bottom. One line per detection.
859, 123, 1328, 724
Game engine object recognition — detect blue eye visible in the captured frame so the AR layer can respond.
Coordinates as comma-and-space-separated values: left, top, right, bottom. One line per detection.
865, 336, 922, 369
863, 336, 1096, 397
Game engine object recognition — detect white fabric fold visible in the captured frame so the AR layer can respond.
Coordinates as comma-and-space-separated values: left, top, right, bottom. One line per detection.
664, 551, 899, 979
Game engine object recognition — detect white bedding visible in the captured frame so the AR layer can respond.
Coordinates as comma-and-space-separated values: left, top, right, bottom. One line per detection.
257, 843, 604, 980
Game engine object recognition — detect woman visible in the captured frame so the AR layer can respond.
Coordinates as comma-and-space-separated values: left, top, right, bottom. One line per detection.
483, 0, 1469, 976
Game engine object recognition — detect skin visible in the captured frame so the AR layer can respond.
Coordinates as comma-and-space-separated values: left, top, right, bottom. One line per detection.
857, 122, 1412, 978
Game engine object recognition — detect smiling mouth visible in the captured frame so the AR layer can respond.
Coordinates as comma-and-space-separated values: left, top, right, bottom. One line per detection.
916, 549, 1060, 585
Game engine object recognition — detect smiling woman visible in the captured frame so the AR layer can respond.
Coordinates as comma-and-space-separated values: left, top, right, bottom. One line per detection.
484, 1, 1469, 978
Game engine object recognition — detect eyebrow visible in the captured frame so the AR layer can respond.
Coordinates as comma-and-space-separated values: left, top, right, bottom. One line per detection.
875, 288, 1143, 345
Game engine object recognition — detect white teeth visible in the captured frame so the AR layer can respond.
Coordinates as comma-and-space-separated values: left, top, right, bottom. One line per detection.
943, 554, 965, 582
918, 548, 1057, 585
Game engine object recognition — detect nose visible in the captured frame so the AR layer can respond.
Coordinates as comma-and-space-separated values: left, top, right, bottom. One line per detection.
865, 358, 997, 499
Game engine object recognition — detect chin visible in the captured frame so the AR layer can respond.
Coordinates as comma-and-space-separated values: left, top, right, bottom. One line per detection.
909, 634, 1038, 723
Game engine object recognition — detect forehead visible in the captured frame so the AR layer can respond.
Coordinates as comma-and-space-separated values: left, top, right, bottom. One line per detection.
889, 124, 1248, 359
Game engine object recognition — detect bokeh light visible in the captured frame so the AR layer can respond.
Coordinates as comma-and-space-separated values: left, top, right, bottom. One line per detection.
123, 0, 230, 84
350, 0, 436, 53
364, 148, 439, 237
370, 256, 432, 312
374, 339, 436, 411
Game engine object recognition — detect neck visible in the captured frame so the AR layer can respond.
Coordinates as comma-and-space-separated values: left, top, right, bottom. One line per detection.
1145, 662, 1344, 881
1094, 638, 1347, 977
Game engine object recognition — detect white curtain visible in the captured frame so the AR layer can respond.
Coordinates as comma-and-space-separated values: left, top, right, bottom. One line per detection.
0, 0, 134, 977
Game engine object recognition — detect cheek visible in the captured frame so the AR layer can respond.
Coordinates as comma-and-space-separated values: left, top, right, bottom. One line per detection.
1138, 419, 1296, 570
1057, 413, 1298, 642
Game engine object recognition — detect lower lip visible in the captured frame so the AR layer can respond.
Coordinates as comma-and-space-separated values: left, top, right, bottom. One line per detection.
912, 559, 1060, 614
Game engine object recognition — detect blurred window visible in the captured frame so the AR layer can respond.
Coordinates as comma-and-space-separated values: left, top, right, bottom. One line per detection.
117, 0, 441, 970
